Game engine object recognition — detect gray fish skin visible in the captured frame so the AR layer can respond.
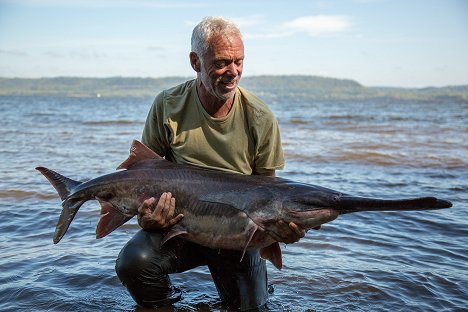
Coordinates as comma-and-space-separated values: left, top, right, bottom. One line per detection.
36, 140, 452, 269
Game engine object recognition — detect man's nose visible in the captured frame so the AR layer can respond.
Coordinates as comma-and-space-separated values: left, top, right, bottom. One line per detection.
225, 62, 240, 76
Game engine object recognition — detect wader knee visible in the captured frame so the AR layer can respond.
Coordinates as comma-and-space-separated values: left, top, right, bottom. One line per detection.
115, 230, 181, 307
209, 249, 269, 311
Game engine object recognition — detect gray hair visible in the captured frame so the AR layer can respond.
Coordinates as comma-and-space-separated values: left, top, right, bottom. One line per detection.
191, 16, 242, 57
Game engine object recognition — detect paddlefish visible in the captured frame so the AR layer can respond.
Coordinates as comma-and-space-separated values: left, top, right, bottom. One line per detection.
36, 140, 452, 269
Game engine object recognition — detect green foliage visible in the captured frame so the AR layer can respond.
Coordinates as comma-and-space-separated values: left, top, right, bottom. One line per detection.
0, 76, 466, 103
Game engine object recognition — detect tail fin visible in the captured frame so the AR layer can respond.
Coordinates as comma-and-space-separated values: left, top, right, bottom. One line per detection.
36, 167, 84, 244
36, 167, 81, 200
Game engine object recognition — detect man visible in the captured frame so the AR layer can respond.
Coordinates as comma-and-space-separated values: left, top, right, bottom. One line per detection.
115, 16, 305, 310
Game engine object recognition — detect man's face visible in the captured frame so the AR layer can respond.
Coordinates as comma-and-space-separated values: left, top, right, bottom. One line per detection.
198, 33, 244, 102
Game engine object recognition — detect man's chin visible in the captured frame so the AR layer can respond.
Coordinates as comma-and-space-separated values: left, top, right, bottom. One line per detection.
214, 89, 236, 101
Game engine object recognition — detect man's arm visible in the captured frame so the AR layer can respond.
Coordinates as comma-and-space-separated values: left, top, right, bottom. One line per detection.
141, 92, 170, 158
138, 92, 184, 230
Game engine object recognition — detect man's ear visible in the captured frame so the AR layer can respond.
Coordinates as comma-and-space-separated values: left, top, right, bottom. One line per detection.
189, 52, 201, 72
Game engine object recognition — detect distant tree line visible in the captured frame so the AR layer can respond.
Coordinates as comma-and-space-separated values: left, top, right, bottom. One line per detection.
0, 76, 466, 103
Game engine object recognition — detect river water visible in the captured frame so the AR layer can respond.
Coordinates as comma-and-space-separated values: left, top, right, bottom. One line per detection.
0, 93, 467, 311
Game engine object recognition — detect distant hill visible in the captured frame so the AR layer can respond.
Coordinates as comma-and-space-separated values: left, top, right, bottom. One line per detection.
0, 76, 188, 97
0, 76, 467, 103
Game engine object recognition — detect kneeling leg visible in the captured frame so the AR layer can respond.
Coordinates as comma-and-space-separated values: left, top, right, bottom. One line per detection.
115, 230, 181, 307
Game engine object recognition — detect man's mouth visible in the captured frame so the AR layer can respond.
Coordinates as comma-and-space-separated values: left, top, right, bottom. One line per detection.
220, 79, 237, 90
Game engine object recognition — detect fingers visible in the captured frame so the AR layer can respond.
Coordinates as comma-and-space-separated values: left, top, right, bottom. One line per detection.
288, 222, 306, 238
152, 192, 174, 225
154, 192, 173, 221
138, 192, 183, 230
165, 194, 183, 225
169, 212, 184, 226
275, 220, 304, 244
137, 197, 155, 228
138, 197, 156, 215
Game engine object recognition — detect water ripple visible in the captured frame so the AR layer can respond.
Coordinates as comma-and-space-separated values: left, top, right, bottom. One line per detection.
0, 96, 466, 311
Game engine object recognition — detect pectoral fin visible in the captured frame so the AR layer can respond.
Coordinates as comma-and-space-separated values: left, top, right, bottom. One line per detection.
161, 226, 188, 246
240, 223, 259, 262
260, 242, 283, 270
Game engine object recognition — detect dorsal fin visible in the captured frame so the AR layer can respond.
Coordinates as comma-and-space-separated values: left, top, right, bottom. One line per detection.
117, 140, 162, 170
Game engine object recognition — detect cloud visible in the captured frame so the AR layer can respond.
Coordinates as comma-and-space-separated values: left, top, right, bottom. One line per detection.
183, 14, 267, 30
284, 15, 352, 36
0, 49, 28, 57
43, 51, 65, 58
244, 31, 294, 40
17, 0, 210, 9
146, 46, 166, 52
146, 46, 167, 58
243, 15, 353, 40
70, 48, 107, 59
231, 15, 266, 28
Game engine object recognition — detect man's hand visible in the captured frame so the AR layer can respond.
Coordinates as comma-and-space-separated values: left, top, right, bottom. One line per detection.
275, 221, 305, 244
275, 222, 322, 244
254, 169, 316, 244
276, 209, 339, 244
137, 192, 184, 230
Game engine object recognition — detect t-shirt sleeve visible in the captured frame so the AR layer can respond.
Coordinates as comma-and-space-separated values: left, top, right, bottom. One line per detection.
141, 92, 170, 157
253, 110, 285, 174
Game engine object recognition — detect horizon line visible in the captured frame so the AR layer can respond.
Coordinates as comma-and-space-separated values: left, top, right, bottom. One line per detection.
0, 75, 467, 89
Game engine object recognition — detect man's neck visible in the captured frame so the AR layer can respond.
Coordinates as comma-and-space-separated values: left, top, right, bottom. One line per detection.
196, 80, 235, 118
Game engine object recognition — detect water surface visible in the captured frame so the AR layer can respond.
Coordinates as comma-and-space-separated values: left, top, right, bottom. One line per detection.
0, 95, 466, 311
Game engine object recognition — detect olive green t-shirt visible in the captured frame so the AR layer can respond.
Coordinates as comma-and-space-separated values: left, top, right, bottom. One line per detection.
141, 79, 284, 175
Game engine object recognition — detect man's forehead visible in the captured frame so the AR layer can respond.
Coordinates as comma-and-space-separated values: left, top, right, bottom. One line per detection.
207, 33, 244, 55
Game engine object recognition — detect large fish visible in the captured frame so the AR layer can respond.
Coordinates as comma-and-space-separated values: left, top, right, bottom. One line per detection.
36, 140, 452, 269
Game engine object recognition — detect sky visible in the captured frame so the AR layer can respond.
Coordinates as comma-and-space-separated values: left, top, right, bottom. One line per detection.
0, 0, 467, 87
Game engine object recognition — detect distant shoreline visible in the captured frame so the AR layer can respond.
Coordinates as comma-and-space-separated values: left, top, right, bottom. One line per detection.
1, 75, 467, 102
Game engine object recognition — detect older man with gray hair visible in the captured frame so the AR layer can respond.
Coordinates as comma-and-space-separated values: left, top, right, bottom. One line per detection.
115, 16, 305, 310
